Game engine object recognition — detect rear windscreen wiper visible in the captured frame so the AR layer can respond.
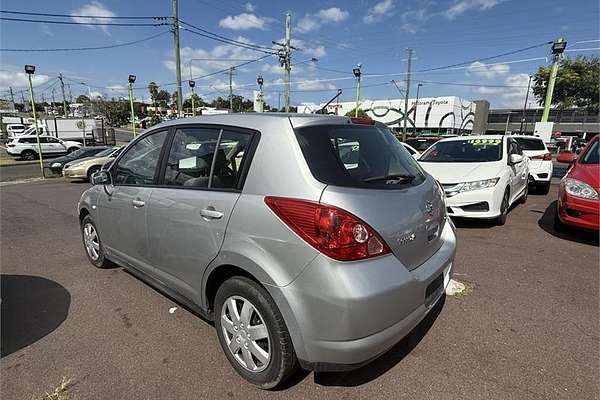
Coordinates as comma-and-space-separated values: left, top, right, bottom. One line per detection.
363, 174, 416, 183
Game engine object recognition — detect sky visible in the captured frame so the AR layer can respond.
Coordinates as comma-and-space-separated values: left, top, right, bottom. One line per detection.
0, 0, 598, 109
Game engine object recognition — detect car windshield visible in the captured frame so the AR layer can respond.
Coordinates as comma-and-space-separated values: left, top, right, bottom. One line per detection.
294, 124, 426, 189
420, 138, 503, 162
580, 139, 599, 164
514, 137, 545, 150
68, 148, 87, 157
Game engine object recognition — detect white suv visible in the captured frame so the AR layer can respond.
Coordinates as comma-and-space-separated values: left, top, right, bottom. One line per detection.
513, 136, 553, 194
6, 135, 83, 160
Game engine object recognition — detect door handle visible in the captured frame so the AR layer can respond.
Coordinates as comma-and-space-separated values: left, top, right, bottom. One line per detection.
132, 199, 145, 208
200, 207, 224, 220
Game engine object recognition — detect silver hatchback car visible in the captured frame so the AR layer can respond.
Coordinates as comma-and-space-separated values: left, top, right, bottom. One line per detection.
79, 114, 456, 388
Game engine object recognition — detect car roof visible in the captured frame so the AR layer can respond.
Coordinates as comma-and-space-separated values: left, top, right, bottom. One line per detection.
147, 113, 352, 133
437, 135, 506, 142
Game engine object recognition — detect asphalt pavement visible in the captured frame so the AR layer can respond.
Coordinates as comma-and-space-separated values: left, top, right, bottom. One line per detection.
1, 179, 598, 399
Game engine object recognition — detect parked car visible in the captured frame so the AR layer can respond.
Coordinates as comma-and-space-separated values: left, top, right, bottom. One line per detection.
419, 135, 529, 225
401, 141, 421, 159
6, 135, 83, 160
555, 134, 599, 231
404, 136, 442, 152
63, 147, 123, 181
513, 136, 553, 194
44, 146, 113, 174
78, 114, 456, 388
6, 123, 27, 136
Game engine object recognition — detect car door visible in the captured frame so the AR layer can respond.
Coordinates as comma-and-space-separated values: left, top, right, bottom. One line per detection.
145, 125, 257, 302
46, 137, 66, 154
97, 130, 169, 273
507, 138, 526, 203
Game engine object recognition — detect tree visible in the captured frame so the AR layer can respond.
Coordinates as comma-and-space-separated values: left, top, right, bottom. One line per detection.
533, 56, 599, 113
155, 90, 170, 107
94, 99, 130, 126
183, 93, 203, 110
345, 108, 368, 118
76, 95, 90, 104
148, 82, 159, 108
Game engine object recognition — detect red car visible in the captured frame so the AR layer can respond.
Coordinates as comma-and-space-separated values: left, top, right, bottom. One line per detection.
555, 134, 600, 231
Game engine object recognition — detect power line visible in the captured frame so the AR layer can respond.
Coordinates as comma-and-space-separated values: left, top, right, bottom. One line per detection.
179, 20, 278, 53
0, 16, 167, 26
0, 10, 167, 19
0, 31, 171, 52
414, 79, 528, 88
182, 28, 279, 55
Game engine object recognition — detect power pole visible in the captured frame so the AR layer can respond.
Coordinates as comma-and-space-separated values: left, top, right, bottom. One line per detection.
51, 87, 56, 111
172, 0, 183, 117
9, 87, 15, 111
402, 48, 413, 141
541, 38, 567, 122
67, 84, 73, 102
278, 92, 281, 111
284, 13, 291, 112
229, 67, 234, 112
58, 73, 68, 116
20, 90, 27, 111
519, 75, 532, 134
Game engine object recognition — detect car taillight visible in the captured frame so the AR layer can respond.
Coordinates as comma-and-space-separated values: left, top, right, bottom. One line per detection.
350, 117, 375, 125
531, 153, 552, 161
264, 196, 390, 261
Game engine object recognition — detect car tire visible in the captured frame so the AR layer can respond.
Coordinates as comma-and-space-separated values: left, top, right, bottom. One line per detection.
538, 182, 551, 195
67, 147, 79, 154
81, 215, 111, 268
496, 189, 509, 226
87, 166, 100, 182
21, 150, 36, 161
214, 276, 298, 390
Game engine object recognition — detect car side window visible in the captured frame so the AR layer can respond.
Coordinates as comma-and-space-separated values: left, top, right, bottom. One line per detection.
163, 127, 222, 188
113, 131, 168, 186
48, 137, 61, 143
214, 130, 252, 189
38, 137, 49, 144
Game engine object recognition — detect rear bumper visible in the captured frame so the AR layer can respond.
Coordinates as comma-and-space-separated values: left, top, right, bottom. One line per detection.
528, 161, 553, 183
268, 221, 456, 370
558, 190, 600, 231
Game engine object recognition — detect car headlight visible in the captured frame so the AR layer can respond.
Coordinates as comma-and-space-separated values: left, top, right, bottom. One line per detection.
459, 178, 500, 193
51, 162, 62, 168
562, 178, 599, 200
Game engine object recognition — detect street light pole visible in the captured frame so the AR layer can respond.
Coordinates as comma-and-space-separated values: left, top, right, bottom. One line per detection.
353, 64, 362, 117
414, 83, 422, 135
189, 80, 196, 116
519, 75, 532, 134
128, 75, 137, 137
542, 38, 567, 122
25, 64, 44, 179
257, 75, 264, 112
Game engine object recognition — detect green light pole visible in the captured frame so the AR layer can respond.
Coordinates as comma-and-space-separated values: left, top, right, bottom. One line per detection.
189, 80, 196, 116
25, 64, 45, 179
353, 64, 362, 117
542, 38, 567, 122
128, 75, 137, 136
257, 75, 264, 112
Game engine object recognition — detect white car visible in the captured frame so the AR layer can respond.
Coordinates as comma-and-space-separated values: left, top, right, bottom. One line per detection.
419, 135, 529, 225
6, 135, 83, 160
401, 142, 421, 159
6, 124, 27, 137
513, 136, 553, 194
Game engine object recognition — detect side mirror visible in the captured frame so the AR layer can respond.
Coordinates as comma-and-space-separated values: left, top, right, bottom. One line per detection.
556, 151, 576, 164
91, 170, 111, 185
509, 154, 524, 164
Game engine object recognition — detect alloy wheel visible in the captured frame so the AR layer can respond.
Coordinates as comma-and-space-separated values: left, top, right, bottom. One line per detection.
83, 222, 100, 261
220, 296, 271, 373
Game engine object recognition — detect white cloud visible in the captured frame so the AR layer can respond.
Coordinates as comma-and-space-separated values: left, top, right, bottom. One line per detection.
364, 0, 395, 23
466, 61, 510, 79
0, 70, 50, 91
245, 2, 256, 12
475, 73, 533, 108
89, 91, 104, 99
296, 7, 349, 33
445, 0, 500, 19
296, 79, 337, 91
219, 13, 269, 30
70, 1, 115, 34
400, 8, 430, 33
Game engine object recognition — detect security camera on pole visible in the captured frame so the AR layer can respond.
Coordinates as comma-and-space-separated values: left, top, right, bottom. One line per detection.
189, 80, 196, 116
128, 74, 137, 136
353, 64, 362, 117
25, 64, 45, 179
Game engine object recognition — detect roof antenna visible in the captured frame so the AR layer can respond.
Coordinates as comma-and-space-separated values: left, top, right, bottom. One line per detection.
316, 89, 343, 114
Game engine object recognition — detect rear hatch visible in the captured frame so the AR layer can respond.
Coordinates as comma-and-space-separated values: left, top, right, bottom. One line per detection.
514, 137, 549, 171
292, 119, 446, 271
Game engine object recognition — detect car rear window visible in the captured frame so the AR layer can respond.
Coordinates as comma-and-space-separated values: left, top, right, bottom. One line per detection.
405, 138, 438, 151
294, 124, 425, 189
514, 137, 546, 150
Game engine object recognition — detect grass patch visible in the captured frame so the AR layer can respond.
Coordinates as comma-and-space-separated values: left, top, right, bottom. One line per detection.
41, 377, 72, 400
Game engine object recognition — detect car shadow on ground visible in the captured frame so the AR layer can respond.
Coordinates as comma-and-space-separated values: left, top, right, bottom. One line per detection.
313, 295, 446, 387
0, 274, 71, 358
538, 201, 599, 246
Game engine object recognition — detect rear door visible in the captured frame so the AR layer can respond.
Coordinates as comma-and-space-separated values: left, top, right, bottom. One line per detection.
46, 137, 66, 154
145, 125, 258, 302
507, 138, 527, 201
